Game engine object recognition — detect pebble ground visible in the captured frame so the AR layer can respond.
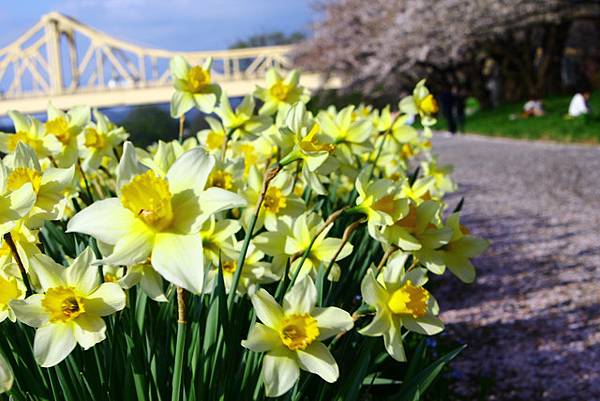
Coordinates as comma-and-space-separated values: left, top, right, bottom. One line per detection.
433, 134, 600, 401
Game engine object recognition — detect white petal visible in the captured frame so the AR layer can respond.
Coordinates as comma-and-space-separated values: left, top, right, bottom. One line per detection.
241, 323, 281, 352
263, 347, 299, 397
312, 306, 353, 340
10, 294, 49, 327
0, 352, 13, 394
30, 254, 67, 291
67, 199, 138, 244
383, 320, 406, 362
199, 187, 247, 216
151, 233, 204, 294
283, 276, 316, 315
166, 147, 214, 194
73, 315, 106, 349
402, 315, 444, 336
139, 268, 167, 302
85, 282, 126, 316
251, 288, 284, 328
65, 247, 98, 295
116, 142, 148, 192
359, 308, 391, 337
34, 323, 77, 367
297, 342, 339, 383
360, 270, 388, 307
99, 224, 155, 266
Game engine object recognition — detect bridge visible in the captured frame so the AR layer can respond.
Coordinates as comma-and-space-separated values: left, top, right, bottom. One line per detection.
0, 12, 341, 116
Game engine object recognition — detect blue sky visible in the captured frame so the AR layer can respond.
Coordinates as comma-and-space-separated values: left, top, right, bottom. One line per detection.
0, 0, 315, 51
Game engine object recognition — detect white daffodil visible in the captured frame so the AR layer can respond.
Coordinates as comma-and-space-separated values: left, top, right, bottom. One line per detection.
44, 104, 90, 167
317, 105, 373, 163
200, 216, 240, 267
5, 143, 75, 228
197, 117, 227, 154
0, 111, 61, 158
0, 351, 13, 394
242, 277, 353, 397
359, 251, 443, 361
78, 109, 128, 172
170, 56, 221, 117
10, 248, 126, 367
67, 142, 246, 294
0, 262, 26, 323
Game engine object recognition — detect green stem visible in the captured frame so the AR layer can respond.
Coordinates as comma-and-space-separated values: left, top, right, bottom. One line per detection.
227, 164, 281, 309
77, 159, 95, 203
172, 288, 187, 401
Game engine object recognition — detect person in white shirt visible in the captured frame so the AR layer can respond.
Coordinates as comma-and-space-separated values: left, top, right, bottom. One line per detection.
568, 91, 591, 117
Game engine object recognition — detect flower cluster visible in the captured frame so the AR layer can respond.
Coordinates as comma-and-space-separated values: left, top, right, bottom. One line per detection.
0, 60, 488, 399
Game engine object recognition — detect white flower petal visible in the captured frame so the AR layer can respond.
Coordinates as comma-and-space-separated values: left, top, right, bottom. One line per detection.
312, 306, 353, 340
30, 254, 67, 291
0, 352, 13, 394
297, 342, 339, 383
383, 320, 406, 362
34, 323, 77, 367
251, 288, 284, 328
116, 142, 148, 192
151, 233, 204, 294
10, 294, 49, 327
199, 187, 247, 216
73, 315, 106, 350
99, 223, 155, 266
402, 315, 444, 336
283, 276, 316, 315
241, 323, 281, 352
85, 282, 126, 316
166, 147, 214, 194
263, 347, 299, 397
67, 199, 138, 244
65, 247, 98, 295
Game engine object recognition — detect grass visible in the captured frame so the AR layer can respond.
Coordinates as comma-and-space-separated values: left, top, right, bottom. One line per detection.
445, 94, 600, 143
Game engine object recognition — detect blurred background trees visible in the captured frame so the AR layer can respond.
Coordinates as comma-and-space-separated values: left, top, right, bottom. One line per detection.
296, 0, 600, 107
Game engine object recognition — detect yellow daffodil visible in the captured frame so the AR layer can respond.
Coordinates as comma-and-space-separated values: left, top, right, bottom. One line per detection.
110, 260, 168, 303
317, 105, 373, 163
67, 142, 246, 294
254, 69, 309, 115
215, 93, 270, 139
360, 251, 443, 361
204, 243, 277, 295
399, 175, 434, 204
399, 80, 438, 127
433, 213, 489, 283
0, 262, 26, 323
170, 56, 221, 117
10, 248, 126, 367
200, 216, 241, 267
254, 212, 353, 281
242, 277, 353, 397
241, 166, 305, 231
379, 201, 453, 275
0, 352, 13, 394
351, 167, 408, 238
197, 117, 227, 154
44, 104, 90, 166
0, 222, 41, 278
0, 111, 61, 158
0, 163, 36, 238
421, 157, 456, 197
6, 143, 75, 228
78, 109, 128, 172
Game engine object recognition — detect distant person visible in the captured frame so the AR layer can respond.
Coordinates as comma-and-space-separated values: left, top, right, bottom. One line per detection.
438, 89, 456, 134
568, 90, 591, 117
454, 87, 467, 133
522, 98, 544, 118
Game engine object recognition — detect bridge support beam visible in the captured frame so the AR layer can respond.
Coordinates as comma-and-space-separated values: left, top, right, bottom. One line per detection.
43, 15, 64, 95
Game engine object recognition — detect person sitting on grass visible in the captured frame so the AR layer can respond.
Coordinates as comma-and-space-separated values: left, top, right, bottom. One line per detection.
568, 89, 591, 118
522, 98, 545, 118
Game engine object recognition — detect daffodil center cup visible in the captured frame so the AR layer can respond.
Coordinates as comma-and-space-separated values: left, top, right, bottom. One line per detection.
187, 66, 211, 93
0, 276, 21, 310
45, 117, 72, 144
208, 169, 233, 190
269, 81, 291, 101
418, 94, 438, 114
42, 286, 86, 322
387, 280, 430, 318
279, 314, 320, 351
120, 170, 174, 231
263, 187, 286, 213
84, 127, 107, 149
7, 167, 42, 193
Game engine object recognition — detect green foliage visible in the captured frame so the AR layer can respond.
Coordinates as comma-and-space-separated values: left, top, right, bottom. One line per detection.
443, 94, 600, 143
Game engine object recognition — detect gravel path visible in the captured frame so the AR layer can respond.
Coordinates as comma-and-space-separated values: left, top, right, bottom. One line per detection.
432, 134, 600, 401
